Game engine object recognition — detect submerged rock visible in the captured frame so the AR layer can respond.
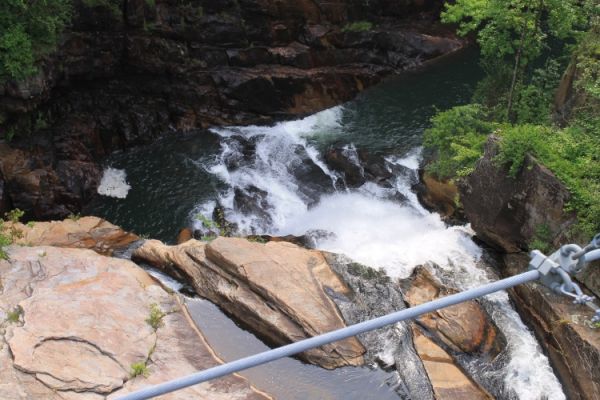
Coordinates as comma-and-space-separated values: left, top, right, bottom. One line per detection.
0, 245, 270, 400
133, 237, 366, 369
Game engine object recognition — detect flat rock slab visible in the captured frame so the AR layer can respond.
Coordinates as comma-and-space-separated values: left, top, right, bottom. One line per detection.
134, 237, 365, 369
0, 246, 269, 400
412, 326, 491, 399
10, 216, 139, 255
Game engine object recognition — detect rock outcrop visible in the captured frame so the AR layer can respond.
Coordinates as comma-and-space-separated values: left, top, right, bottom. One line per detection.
0, 0, 464, 220
0, 245, 270, 400
411, 326, 492, 400
403, 266, 504, 357
504, 253, 600, 400
324, 254, 496, 399
133, 237, 366, 369
459, 136, 577, 252
414, 171, 464, 222
7, 216, 139, 255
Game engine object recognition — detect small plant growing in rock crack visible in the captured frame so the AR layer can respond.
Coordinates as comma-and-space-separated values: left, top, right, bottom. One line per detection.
0, 208, 25, 260
146, 303, 166, 330
26, 221, 35, 228
130, 361, 149, 378
67, 213, 81, 221
6, 306, 23, 324
246, 235, 268, 244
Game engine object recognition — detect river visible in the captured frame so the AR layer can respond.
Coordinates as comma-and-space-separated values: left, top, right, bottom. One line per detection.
86, 49, 565, 400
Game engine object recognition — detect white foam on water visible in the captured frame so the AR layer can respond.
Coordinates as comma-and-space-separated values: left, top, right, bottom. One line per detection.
275, 191, 481, 279
97, 167, 131, 199
200, 105, 565, 400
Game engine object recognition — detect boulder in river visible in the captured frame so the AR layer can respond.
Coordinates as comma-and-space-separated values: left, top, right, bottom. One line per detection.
0, 245, 270, 400
132, 237, 366, 369
403, 266, 505, 357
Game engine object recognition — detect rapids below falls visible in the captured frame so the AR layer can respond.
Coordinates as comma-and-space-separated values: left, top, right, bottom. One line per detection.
87, 49, 566, 400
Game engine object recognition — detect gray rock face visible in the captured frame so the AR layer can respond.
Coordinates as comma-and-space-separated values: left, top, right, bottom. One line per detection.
0, 245, 270, 400
459, 136, 577, 252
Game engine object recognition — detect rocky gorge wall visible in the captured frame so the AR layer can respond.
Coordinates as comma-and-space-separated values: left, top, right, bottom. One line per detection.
419, 135, 600, 400
0, 0, 462, 221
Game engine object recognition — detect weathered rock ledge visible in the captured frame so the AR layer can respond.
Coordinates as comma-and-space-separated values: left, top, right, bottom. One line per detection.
420, 135, 600, 400
0, 245, 270, 400
133, 237, 366, 369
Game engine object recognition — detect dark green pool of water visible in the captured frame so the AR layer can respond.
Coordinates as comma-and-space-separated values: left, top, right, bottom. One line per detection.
85, 48, 482, 242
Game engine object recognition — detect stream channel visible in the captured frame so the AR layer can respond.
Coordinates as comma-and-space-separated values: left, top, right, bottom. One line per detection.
87, 49, 566, 400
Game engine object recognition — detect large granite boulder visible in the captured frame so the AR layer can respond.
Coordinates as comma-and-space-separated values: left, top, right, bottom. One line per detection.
403, 266, 505, 356
0, 245, 270, 400
133, 237, 366, 369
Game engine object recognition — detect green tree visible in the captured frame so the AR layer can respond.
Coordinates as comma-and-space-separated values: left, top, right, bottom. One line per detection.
0, 0, 72, 82
442, 0, 585, 120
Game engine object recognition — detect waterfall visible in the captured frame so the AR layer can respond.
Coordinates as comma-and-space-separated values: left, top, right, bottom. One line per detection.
195, 105, 566, 400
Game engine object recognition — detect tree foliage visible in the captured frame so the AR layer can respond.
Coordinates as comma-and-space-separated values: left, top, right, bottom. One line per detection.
0, 0, 72, 82
442, 0, 586, 120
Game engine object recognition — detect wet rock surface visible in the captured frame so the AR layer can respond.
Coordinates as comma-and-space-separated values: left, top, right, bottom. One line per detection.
0, 0, 463, 220
411, 326, 492, 400
132, 237, 366, 369
0, 245, 270, 400
325, 254, 494, 399
402, 266, 504, 357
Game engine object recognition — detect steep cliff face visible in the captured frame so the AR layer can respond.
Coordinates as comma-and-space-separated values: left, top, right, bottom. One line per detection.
0, 0, 462, 220
458, 136, 577, 253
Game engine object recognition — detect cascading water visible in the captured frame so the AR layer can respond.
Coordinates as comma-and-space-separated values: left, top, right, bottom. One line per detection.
196, 103, 565, 400
88, 49, 565, 399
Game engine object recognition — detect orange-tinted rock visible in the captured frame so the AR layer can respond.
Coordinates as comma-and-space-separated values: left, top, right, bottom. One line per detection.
404, 266, 504, 356
8, 216, 138, 256
0, 246, 270, 400
133, 237, 365, 369
412, 326, 492, 399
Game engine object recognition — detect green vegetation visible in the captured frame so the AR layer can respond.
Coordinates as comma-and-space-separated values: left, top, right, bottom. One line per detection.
346, 262, 390, 284
145, 303, 166, 330
442, 0, 586, 121
130, 361, 149, 378
424, 0, 600, 239
0, 208, 24, 260
68, 213, 81, 221
423, 105, 497, 179
341, 21, 373, 33
0, 0, 72, 83
6, 306, 23, 324
529, 224, 553, 253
